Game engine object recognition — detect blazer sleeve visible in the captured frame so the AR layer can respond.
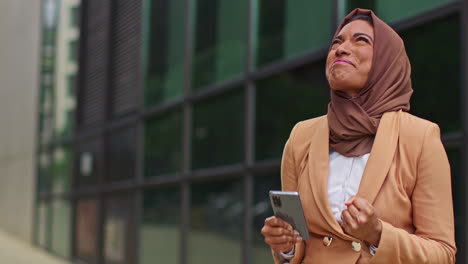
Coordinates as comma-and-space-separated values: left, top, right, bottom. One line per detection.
370, 123, 457, 264
271, 123, 306, 264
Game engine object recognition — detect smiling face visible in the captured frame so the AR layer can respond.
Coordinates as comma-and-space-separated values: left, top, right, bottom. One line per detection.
326, 20, 374, 97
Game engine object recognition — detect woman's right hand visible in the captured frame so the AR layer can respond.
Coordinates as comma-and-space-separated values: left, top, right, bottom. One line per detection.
261, 216, 302, 253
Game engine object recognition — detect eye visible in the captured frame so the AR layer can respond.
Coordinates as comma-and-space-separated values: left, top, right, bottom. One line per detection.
331, 39, 341, 45
357, 37, 370, 43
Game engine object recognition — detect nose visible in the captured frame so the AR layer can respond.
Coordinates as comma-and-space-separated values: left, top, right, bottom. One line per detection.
335, 41, 351, 56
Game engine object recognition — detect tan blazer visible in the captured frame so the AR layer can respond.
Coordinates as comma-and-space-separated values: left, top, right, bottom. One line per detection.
273, 110, 456, 264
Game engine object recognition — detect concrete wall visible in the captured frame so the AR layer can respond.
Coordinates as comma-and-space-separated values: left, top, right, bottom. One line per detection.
0, 1, 41, 242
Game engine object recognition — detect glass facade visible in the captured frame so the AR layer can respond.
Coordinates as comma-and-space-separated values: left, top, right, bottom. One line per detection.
35, 0, 467, 263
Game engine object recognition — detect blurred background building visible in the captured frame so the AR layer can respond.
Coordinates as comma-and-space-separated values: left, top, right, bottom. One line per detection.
0, 0, 467, 263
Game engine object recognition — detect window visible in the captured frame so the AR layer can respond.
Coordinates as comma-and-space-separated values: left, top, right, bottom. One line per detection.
140, 187, 180, 264
144, 110, 182, 177
190, 179, 243, 263
192, 0, 246, 89
192, 89, 244, 169
255, 0, 332, 67
256, 60, 329, 161
145, 0, 185, 106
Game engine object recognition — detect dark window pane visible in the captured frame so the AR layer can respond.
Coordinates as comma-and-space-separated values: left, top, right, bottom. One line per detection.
192, 89, 244, 169
190, 178, 243, 263
192, 0, 246, 89
145, 0, 185, 106
144, 110, 182, 177
447, 148, 464, 263
36, 201, 49, 248
256, 60, 329, 161
253, 174, 281, 263
141, 187, 180, 264
107, 126, 137, 182
378, 0, 456, 23
51, 199, 71, 258
104, 193, 136, 264
52, 146, 72, 193
256, 0, 332, 67
75, 199, 99, 264
38, 152, 52, 193
346, 1, 456, 23
401, 14, 460, 134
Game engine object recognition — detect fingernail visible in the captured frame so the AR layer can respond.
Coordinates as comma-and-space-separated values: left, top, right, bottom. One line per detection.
293, 230, 300, 236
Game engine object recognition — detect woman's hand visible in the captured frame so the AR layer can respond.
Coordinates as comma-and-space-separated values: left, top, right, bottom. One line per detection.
261, 216, 302, 253
341, 197, 382, 245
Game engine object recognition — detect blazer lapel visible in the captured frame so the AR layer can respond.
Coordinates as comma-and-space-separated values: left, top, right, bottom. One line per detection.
308, 117, 351, 239
357, 110, 401, 203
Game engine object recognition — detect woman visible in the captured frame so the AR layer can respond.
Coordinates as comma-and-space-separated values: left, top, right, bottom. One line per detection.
261, 8, 456, 264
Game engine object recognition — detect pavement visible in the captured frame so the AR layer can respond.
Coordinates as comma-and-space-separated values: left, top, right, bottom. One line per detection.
0, 230, 70, 264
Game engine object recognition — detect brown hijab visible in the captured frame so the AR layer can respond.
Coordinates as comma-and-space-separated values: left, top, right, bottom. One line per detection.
327, 8, 413, 157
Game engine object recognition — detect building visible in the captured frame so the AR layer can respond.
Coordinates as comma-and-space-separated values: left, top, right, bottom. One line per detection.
0, 0, 467, 263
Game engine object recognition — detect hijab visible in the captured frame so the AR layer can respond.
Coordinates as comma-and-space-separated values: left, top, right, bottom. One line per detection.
327, 8, 413, 157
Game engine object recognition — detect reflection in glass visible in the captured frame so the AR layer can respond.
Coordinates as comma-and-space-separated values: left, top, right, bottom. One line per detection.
252, 174, 281, 263
107, 126, 137, 182
38, 152, 52, 193
140, 187, 180, 264
53, 0, 79, 140
144, 110, 182, 177
104, 194, 135, 264
190, 179, 243, 263
77, 139, 102, 186
256, 60, 329, 161
401, 14, 460, 134
51, 199, 71, 258
76, 199, 98, 264
192, 0, 246, 89
145, 0, 185, 106
36, 201, 49, 248
255, 0, 332, 67
192, 89, 244, 169
52, 146, 72, 193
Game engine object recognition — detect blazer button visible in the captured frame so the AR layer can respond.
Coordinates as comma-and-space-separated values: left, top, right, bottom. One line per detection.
351, 241, 361, 252
322, 236, 333, 247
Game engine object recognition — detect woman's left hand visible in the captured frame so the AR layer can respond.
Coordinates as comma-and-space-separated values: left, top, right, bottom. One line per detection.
341, 196, 382, 246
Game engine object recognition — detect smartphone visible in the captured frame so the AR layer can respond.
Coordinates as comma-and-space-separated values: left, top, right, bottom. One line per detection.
269, 190, 309, 240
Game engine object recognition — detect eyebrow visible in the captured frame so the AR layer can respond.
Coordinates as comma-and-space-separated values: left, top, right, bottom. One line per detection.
334, 33, 374, 42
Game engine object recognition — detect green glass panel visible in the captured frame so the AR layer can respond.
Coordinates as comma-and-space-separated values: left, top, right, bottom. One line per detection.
75, 199, 99, 263
256, 0, 332, 67
447, 148, 463, 261
377, 0, 456, 23
400, 14, 460, 133
192, 89, 244, 169
51, 199, 71, 258
346, 0, 456, 23
192, 0, 246, 89
36, 201, 49, 248
38, 152, 51, 193
144, 110, 182, 177
52, 147, 72, 193
256, 60, 329, 161
190, 179, 243, 263
145, 0, 185, 106
253, 174, 281, 263
140, 187, 180, 264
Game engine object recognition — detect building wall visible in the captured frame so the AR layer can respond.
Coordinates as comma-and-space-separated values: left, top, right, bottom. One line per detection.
0, 1, 41, 242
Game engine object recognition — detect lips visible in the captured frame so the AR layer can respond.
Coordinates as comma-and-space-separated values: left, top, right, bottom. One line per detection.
333, 58, 354, 66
